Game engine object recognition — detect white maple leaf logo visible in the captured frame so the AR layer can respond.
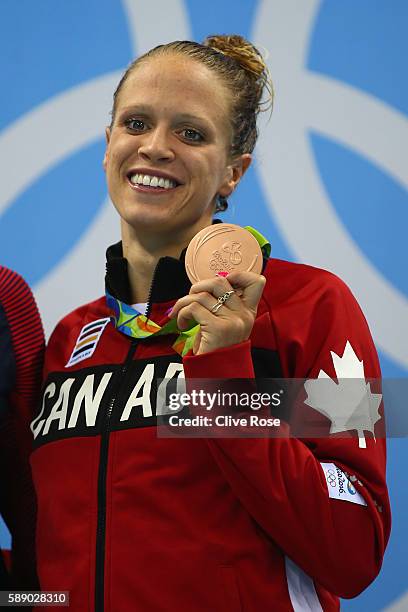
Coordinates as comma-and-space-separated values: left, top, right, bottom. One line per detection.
304, 341, 382, 448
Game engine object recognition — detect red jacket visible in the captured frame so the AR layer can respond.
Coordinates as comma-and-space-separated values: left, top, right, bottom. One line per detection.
0, 266, 43, 590
30, 243, 390, 611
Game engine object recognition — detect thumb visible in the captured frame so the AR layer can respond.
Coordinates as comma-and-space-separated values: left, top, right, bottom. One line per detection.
226, 272, 266, 311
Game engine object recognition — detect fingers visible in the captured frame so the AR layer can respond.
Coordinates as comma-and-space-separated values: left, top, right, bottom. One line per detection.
169, 291, 219, 321
174, 300, 216, 331
168, 272, 266, 342
190, 272, 266, 313
189, 275, 235, 297
227, 271, 266, 311
168, 273, 266, 354
188, 276, 241, 312
170, 276, 238, 320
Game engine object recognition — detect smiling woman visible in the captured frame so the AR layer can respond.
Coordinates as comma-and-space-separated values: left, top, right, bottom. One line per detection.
29, 34, 390, 612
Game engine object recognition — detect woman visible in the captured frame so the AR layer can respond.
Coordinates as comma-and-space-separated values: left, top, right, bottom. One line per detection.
30, 36, 390, 611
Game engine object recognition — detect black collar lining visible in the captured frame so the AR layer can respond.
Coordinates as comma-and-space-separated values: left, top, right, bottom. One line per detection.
105, 242, 191, 304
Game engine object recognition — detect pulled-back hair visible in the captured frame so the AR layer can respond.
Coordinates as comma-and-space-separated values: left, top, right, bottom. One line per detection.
110, 35, 274, 211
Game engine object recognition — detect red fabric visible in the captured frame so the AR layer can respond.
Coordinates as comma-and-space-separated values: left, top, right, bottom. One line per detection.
0, 266, 44, 590
2, 549, 11, 571
31, 258, 390, 611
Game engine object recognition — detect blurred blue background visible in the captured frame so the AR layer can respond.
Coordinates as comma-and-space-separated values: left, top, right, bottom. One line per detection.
0, 1, 406, 609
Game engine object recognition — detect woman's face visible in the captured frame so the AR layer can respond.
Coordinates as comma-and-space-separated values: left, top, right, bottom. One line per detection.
103, 53, 250, 245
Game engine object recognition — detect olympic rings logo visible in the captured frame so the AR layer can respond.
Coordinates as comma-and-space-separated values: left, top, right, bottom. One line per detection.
326, 468, 337, 487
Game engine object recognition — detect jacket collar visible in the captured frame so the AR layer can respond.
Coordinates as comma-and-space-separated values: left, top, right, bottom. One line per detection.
105, 241, 191, 305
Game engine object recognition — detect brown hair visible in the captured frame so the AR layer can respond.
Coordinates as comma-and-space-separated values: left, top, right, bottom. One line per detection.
110, 35, 274, 211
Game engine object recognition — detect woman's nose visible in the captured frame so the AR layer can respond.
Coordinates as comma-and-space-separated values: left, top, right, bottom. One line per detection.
137, 127, 175, 163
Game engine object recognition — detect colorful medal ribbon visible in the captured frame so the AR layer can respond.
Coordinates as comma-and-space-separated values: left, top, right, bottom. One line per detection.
106, 226, 270, 356
244, 226, 271, 258
106, 292, 199, 356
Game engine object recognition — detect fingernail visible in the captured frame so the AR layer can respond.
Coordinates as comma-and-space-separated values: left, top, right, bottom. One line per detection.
165, 306, 173, 317
216, 272, 229, 277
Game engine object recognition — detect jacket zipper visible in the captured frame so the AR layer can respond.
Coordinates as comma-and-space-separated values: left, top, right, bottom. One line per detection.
94, 338, 138, 612
145, 261, 159, 319
94, 264, 160, 611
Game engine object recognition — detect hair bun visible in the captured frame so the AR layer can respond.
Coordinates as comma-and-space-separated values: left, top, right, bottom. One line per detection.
203, 34, 273, 111
204, 35, 264, 77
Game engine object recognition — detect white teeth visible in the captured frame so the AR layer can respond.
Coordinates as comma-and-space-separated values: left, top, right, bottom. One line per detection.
129, 173, 177, 189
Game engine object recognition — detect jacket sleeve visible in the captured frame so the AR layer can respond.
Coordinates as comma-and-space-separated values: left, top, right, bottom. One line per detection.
0, 267, 44, 590
182, 271, 390, 599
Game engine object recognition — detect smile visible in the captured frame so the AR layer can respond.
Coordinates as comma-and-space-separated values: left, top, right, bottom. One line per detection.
128, 173, 179, 190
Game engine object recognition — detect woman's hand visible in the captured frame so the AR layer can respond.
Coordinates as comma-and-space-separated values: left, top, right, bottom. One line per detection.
169, 271, 266, 355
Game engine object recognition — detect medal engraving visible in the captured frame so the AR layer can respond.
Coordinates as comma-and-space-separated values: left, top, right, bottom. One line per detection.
185, 224, 263, 283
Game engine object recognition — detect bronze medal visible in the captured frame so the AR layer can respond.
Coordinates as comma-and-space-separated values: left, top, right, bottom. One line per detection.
185, 224, 263, 283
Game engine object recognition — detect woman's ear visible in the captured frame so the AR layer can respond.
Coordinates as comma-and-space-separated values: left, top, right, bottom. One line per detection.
102, 127, 111, 171
219, 153, 252, 197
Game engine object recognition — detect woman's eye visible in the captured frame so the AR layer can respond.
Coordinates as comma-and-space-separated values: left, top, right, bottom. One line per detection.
125, 118, 146, 132
181, 128, 203, 142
